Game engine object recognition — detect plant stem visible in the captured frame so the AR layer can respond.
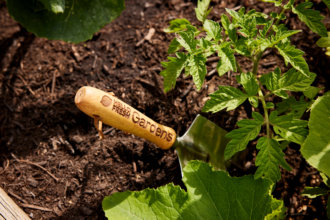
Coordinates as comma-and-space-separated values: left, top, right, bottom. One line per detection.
252, 53, 262, 76
252, 52, 271, 138
236, 59, 243, 73
258, 90, 271, 138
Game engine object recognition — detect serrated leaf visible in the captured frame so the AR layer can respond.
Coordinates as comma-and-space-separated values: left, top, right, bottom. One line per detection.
270, 26, 301, 47
249, 97, 259, 108
265, 198, 286, 220
188, 54, 207, 91
236, 72, 259, 96
195, 0, 211, 23
260, 19, 273, 37
226, 8, 242, 22
198, 38, 213, 52
255, 137, 291, 182
103, 161, 284, 220
168, 38, 181, 54
224, 112, 264, 160
260, 68, 315, 99
177, 31, 197, 52
316, 33, 330, 47
160, 53, 188, 93
217, 43, 237, 76
276, 96, 309, 119
292, 2, 327, 37
275, 42, 310, 76
221, 14, 238, 42
203, 86, 248, 113
203, 19, 221, 41
7, 0, 124, 43
303, 86, 322, 99
323, 0, 330, 9
235, 38, 251, 56
320, 173, 330, 187
38, 0, 65, 13
302, 187, 329, 198
266, 102, 275, 109
164, 18, 191, 33
270, 111, 308, 145
301, 92, 330, 177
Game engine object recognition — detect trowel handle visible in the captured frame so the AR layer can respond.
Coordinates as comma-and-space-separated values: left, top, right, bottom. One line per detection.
75, 86, 176, 150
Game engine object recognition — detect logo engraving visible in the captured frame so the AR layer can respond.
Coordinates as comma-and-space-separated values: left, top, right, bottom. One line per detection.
100, 95, 112, 107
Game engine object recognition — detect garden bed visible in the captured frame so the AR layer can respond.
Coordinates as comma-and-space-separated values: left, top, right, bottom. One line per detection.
0, 0, 328, 219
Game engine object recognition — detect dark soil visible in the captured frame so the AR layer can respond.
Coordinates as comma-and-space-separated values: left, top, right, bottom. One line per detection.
0, 0, 329, 219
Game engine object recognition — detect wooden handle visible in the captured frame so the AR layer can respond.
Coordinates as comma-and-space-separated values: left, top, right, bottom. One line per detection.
0, 187, 30, 220
75, 86, 176, 150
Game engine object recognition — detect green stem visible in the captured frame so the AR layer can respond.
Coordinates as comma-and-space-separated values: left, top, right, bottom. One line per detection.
236, 59, 243, 73
252, 53, 271, 138
252, 53, 262, 76
259, 90, 271, 138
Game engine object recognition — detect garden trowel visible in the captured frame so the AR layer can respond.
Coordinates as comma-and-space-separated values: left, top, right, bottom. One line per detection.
75, 86, 229, 171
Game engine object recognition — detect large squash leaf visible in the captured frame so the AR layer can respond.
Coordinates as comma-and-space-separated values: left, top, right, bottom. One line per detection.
103, 161, 285, 220
301, 92, 330, 176
6, 0, 124, 43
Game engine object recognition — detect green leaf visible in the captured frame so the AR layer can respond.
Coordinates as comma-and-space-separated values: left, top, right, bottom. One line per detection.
203, 86, 248, 113
203, 19, 221, 41
275, 42, 310, 76
323, 0, 330, 9
292, 2, 327, 37
236, 72, 259, 96
270, 111, 308, 145
195, 0, 211, 23
260, 68, 315, 99
225, 8, 242, 22
265, 198, 286, 220
316, 33, 330, 47
160, 53, 188, 93
224, 112, 264, 160
103, 161, 284, 220
270, 25, 301, 47
188, 54, 207, 91
276, 96, 310, 119
302, 187, 329, 198
168, 38, 182, 54
255, 137, 291, 182
198, 38, 213, 55
235, 38, 251, 56
38, 0, 65, 13
320, 173, 330, 187
266, 102, 275, 109
177, 31, 197, 52
249, 97, 259, 108
301, 92, 330, 177
217, 43, 237, 76
6, 0, 124, 43
164, 18, 191, 33
303, 86, 322, 99
221, 14, 238, 42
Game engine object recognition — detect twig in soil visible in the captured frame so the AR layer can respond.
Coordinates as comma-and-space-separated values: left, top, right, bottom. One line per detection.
17, 73, 36, 96
0, 159, 9, 175
11, 154, 59, 182
136, 28, 155, 47
132, 161, 137, 173
51, 70, 57, 99
206, 56, 219, 63
92, 53, 98, 69
8, 190, 27, 204
180, 83, 194, 100
20, 203, 53, 212
206, 68, 217, 77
